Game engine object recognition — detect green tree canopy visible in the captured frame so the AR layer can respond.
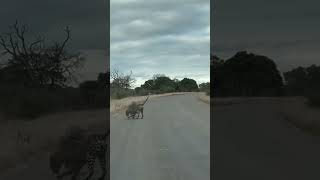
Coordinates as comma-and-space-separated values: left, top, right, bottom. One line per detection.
284, 65, 320, 95
141, 79, 155, 91
153, 76, 176, 93
178, 78, 199, 92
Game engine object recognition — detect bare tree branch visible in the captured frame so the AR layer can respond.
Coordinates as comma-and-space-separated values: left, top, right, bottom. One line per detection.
0, 21, 84, 88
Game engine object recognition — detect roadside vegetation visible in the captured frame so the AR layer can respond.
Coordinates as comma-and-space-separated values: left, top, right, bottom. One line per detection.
212, 51, 320, 107
110, 69, 210, 100
283, 65, 320, 107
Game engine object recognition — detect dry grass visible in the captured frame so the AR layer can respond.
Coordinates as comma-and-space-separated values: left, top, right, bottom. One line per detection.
110, 92, 185, 114
193, 92, 210, 104
278, 97, 320, 135
215, 96, 320, 135
210, 96, 320, 135
0, 109, 107, 172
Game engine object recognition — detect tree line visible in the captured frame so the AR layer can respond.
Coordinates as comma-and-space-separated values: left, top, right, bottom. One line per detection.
110, 70, 210, 99
211, 51, 320, 106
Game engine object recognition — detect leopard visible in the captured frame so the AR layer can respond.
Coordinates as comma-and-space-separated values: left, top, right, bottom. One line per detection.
125, 95, 149, 119
49, 129, 109, 180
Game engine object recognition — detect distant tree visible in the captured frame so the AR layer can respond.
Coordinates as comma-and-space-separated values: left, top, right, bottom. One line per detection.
199, 82, 210, 91
284, 65, 320, 96
110, 69, 135, 89
283, 67, 308, 95
139, 75, 202, 93
153, 75, 175, 93
0, 21, 85, 88
306, 65, 320, 92
178, 78, 199, 92
110, 69, 136, 99
152, 74, 166, 80
211, 55, 224, 95
172, 78, 180, 91
97, 71, 109, 88
141, 79, 154, 91
212, 51, 283, 96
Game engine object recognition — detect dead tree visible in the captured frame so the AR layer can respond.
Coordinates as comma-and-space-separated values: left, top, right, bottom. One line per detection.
110, 69, 135, 89
0, 21, 84, 88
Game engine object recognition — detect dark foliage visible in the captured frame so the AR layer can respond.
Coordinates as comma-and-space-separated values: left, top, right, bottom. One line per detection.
178, 78, 199, 92
140, 75, 200, 94
199, 82, 210, 95
0, 72, 109, 119
212, 51, 283, 97
284, 65, 320, 106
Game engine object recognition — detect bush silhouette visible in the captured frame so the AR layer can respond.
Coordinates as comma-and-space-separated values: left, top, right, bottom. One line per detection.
178, 78, 199, 92
212, 51, 283, 96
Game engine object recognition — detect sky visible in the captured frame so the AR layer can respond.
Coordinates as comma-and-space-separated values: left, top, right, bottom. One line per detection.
111, 0, 210, 87
0, 0, 109, 85
212, 0, 320, 72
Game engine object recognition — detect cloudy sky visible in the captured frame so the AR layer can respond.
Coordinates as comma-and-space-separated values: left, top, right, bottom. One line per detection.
111, 0, 210, 87
212, 0, 320, 72
0, 0, 109, 85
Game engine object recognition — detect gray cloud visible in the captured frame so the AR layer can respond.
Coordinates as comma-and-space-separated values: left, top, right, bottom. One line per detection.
111, 0, 210, 87
212, 0, 320, 72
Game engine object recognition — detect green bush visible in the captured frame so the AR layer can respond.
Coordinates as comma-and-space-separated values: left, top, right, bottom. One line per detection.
178, 78, 199, 92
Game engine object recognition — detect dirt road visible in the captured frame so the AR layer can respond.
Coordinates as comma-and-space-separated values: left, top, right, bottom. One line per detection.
110, 93, 210, 180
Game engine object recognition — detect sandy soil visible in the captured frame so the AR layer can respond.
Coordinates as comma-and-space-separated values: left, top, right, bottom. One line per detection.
193, 92, 210, 104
